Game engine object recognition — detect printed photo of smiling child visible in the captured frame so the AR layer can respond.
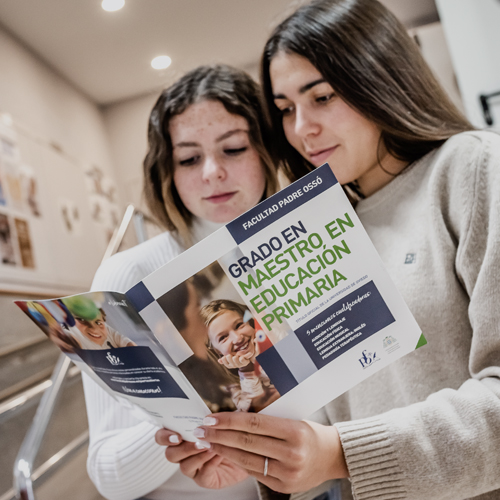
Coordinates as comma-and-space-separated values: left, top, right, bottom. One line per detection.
159, 277, 281, 413
201, 299, 280, 412
61, 295, 137, 350
17, 294, 137, 353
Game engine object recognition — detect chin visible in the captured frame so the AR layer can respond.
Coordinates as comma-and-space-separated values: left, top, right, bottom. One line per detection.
208, 210, 240, 224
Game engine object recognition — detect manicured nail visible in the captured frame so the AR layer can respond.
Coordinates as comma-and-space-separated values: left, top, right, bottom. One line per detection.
195, 441, 211, 450
168, 435, 180, 444
193, 428, 205, 438
203, 416, 218, 426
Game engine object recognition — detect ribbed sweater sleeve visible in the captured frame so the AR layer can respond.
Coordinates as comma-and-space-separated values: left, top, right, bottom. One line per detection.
83, 234, 183, 500
334, 132, 500, 500
83, 374, 177, 500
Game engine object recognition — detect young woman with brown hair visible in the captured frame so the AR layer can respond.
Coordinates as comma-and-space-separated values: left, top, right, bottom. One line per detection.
83, 64, 279, 500
161, 2, 500, 500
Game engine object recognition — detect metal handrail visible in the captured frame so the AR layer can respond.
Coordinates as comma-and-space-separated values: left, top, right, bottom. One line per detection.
100, 204, 152, 263
12, 205, 151, 500
0, 365, 81, 425
13, 354, 71, 500
2, 432, 89, 500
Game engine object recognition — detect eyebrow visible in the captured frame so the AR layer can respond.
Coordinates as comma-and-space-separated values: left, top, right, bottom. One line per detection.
273, 78, 326, 100
173, 129, 248, 149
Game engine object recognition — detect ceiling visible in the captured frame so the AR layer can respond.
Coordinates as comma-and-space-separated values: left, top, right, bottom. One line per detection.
0, 0, 439, 106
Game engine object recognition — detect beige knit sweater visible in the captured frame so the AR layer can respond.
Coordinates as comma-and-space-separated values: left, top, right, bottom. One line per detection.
295, 131, 500, 500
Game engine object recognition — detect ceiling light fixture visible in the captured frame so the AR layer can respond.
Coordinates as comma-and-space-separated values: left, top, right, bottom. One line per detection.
101, 0, 125, 12
151, 56, 172, 70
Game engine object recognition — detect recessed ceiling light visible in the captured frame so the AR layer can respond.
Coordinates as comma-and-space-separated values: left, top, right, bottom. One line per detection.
151, 56, 172, 70
102, 0, 125, 12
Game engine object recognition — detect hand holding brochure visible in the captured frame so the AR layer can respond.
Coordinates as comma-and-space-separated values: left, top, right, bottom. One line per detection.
15, 164, 425, 441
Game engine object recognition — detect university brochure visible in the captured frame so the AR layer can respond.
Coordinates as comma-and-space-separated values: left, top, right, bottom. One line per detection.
16, 164, 425, 441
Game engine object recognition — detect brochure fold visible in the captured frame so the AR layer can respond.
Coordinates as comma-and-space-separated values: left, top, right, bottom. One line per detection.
15, 164, 424, 441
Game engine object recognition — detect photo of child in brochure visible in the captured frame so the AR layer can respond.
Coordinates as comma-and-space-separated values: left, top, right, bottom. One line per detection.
157, 271, 282, 414
17, 295, 137, 353
202, 299, 280, 412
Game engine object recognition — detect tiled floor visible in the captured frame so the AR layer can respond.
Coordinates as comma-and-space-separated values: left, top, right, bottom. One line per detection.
37, 448, 105, 500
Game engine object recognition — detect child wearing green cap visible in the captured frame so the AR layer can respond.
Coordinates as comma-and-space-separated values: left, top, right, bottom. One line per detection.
72, 309, 136, 350
63, 296, 136, 350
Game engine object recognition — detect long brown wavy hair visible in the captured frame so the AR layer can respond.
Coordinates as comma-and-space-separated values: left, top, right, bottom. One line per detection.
261, 0, 473, 183
143, 65, 278, 246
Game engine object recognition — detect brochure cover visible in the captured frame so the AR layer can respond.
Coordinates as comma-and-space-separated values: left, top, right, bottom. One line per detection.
16, 164, 425, 441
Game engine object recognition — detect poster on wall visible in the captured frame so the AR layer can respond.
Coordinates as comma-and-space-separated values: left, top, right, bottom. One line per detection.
85, 164, 120, 242
0, 212, 18, 266
0, 171, 6, 206
14, 217, 35, 268
58, 198, 82, 236
0, 114, 125, 295
0, 126, 24, 212
19, 165, 42, 217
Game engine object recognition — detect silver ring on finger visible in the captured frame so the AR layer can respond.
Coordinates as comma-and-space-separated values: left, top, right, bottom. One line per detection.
263, 456, 269, 477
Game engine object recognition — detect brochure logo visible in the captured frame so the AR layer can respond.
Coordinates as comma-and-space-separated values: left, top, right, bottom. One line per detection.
358, 349, 379, 369
106, 352, 124, 366
108, 299, 127, 307
383, 335, 400, 354
404, 253, 417, 264
383, 336, 397, 348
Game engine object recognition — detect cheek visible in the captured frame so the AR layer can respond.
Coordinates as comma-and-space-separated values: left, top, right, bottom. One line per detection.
212, 341, 225, 355
238, 156, 267, 199
173, 169, 198, 208
282, 120, 300, 150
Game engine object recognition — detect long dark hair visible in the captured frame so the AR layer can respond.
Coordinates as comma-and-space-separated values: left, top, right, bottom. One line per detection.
261, 0, 473, 182
144, 65, 278, 246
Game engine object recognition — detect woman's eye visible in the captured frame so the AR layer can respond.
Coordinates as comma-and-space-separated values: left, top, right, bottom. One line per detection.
178, 155, 199, 166
277, 105, 294, 116
224, 147, 247, 156
316, 93, 335, 104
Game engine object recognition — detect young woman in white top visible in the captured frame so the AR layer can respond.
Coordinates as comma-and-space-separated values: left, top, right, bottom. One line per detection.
159, 2, 500, 500
84, 64, 279, 500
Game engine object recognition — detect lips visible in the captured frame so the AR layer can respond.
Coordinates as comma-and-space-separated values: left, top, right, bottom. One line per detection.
204, 192, 237, 204
87, 331, 103, 339
307, 146, 338, 166
233, 339, 250, 353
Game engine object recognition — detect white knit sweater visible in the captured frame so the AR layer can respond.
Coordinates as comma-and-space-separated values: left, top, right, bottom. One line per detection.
83, 217, 260, 500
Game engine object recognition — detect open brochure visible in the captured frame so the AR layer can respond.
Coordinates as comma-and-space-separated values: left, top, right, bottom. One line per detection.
15, 164, 425, 441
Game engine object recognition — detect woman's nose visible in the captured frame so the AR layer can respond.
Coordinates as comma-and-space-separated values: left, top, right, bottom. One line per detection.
295, 105, 320, 138
201, 156, 226, 181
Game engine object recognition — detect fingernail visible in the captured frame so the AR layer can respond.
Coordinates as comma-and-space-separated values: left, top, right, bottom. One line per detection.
203, 416, 218, 426
195, 441, 211, 450
193, 428, 205, 438
168, 435, 180, 444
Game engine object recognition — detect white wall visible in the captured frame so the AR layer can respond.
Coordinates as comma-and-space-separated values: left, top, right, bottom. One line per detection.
436, 0, 500, 129
0, 26, 120, 294
409, 22, 464, 114
0, 28, 114, 175
102, 92, 159, 212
